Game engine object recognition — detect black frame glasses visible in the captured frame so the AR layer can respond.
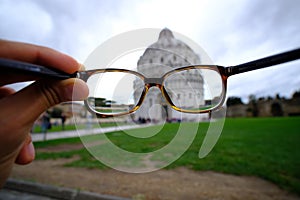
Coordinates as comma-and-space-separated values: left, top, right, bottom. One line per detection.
1, 47, 300, 117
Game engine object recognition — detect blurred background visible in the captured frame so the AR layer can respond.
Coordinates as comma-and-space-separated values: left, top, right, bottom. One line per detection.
1, 1, 300, 199
1, 0, 300, 102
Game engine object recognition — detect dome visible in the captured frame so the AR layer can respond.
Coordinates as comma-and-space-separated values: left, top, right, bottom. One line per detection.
150, 28, 191, 51
158, 28, 174, 39
137, 28, 200, 76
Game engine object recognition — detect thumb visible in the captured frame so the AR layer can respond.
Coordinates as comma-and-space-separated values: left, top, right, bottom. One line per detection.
15, 134, 35, 165
34, 78, 89, 111
0, 78, 88, 136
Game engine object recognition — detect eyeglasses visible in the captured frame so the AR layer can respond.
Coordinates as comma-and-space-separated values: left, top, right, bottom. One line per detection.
1, 48, 300, 117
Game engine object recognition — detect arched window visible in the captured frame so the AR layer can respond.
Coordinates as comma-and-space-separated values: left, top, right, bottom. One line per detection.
271, 102, 283, 116
149, 98, 153, 107
161, 57, 164, 63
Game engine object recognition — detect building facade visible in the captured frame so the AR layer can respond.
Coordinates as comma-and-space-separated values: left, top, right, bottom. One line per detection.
132, 28, 205, 122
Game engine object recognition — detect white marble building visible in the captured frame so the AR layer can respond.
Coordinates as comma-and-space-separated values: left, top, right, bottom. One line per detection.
132, 28, 205, 122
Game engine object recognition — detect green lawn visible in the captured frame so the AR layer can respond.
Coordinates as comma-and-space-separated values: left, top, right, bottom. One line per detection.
34, 117, 300, 195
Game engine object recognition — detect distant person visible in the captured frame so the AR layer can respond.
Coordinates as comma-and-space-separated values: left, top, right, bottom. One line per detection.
41, 111, 51, 141
0, 40, 89, 187
41, 112, 51, 133
61, 113, 66, 130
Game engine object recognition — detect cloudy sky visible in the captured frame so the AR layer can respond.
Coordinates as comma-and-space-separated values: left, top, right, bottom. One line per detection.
1, 0, 300, 102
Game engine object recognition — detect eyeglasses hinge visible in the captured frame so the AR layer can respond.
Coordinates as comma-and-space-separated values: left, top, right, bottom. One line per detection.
225, 66, 233, 77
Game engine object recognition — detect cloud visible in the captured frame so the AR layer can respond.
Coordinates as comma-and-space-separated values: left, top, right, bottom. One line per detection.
0, 0, 53, 43
29, 0, 121, 59
0, 0, 299, 99
0, 0, 124, 60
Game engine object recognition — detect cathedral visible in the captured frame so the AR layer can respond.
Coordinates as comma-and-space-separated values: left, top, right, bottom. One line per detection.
132, 28, 205, 122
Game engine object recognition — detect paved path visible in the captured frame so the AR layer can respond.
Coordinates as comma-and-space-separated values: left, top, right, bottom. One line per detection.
0, 179, 130, 200
0, 188, 57, 200
32, 124, 150, 142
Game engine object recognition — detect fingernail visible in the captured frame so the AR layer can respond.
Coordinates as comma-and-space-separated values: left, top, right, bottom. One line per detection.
79, 63, 86, 71
28, 141, 35, 160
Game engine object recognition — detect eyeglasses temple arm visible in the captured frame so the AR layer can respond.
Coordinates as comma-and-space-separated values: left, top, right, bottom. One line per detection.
0, 58, 77, 79
226, 48, 300, 76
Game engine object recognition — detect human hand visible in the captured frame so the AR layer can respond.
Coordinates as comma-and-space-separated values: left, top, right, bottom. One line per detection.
0, 40, 89, 187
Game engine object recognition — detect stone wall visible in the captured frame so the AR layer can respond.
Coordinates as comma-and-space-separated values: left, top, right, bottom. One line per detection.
226, 97, 300, 117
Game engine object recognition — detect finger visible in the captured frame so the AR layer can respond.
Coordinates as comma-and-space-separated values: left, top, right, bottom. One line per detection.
0, 40, 79, 74
15, 134, 35, 165
0, 87, 15, 99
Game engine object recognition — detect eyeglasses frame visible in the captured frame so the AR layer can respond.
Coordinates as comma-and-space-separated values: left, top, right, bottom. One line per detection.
78, 65, 228, 118
78, 47, 300, 117
1, 48, 299, 118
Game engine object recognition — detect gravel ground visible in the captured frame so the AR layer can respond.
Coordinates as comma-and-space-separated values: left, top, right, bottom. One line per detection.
10, 155, 299, 200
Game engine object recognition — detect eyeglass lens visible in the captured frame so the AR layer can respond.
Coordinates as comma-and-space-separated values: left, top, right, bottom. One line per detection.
164, 67, 223, 112
86, 71, 144, 115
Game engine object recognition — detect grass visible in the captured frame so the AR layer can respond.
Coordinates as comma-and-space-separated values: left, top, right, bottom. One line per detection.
175, 117, 300, 194
34, 117, 300, 195
32, 124, 78, 133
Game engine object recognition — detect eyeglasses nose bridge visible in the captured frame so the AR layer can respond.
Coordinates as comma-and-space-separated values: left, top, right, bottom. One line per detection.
144, 77, 165, 96
144, 77, 164, 93
142, 78, 176, 110
144, 77, 163, 85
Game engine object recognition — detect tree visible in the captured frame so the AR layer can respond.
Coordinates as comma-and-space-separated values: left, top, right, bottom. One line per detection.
249, 94, 256, 103
275, 93, 281, 100
248, 94, 259, 117
88, 97, 106, 107
292, 90, 300, 98
50, 107, 63, 118
226, 97, 243, 106
89, 97, 116, 107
